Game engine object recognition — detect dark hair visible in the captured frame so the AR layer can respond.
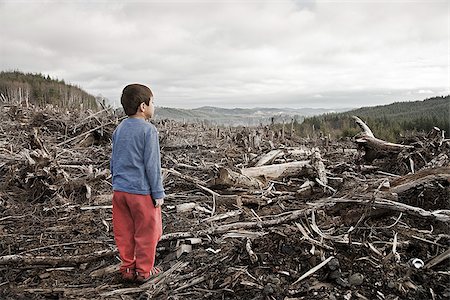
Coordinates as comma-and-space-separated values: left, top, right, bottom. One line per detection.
120, 84, 153, 116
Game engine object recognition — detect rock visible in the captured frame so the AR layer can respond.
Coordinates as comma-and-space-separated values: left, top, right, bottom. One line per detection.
348, 273, 364, 286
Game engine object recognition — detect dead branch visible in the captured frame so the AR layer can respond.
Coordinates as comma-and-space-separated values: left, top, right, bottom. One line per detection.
0, 249, 115, 266
329, 198, 450, 223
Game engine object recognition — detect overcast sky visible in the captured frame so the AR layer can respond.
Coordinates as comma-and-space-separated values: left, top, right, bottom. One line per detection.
0, 0, 448, 109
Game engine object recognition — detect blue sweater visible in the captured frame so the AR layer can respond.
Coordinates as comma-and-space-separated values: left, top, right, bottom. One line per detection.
110, 118, 165, 199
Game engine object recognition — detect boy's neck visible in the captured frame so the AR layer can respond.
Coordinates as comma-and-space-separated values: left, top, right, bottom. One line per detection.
129, 112, 146, 119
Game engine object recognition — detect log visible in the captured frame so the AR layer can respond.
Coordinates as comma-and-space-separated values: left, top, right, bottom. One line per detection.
352, 116, 414, 162
215, 167, 263, 189
254, 149, 284, 167
390, 167, 450, 194
241, 161, 313, 180
310, 149, 327, 185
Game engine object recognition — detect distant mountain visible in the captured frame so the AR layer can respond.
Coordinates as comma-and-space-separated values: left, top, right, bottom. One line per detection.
0, 70, 99, 110
155, 106, 351, 126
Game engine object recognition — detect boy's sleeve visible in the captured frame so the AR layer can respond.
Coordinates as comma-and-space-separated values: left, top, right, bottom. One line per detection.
144, 125, 166, 199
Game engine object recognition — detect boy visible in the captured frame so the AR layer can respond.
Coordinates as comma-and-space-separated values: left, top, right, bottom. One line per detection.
110, 83, 165, 283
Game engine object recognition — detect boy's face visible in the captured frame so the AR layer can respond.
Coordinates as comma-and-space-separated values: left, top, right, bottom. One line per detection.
144, 97, 155, 120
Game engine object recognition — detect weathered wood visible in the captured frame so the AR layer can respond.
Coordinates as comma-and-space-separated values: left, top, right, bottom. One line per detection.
241, 161, 313, 180
352, 116, 414, 162
425, 248, 450, 269
160, 207, 313, 241
311, 149, 327, 185
330, 198, 450, 223
215, 167, 263, 189
0, 249, 115, 266
254, 149, 284, 167
390, 167, 450, 194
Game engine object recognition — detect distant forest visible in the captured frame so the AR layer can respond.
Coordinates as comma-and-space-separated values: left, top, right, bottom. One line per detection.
295, 96, 449, 141
0, 71, 98, 110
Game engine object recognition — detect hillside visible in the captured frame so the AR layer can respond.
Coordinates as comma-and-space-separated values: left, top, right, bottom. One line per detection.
297, 95, 449, 141
155, 106, 350, 126
0, 71, 98, 110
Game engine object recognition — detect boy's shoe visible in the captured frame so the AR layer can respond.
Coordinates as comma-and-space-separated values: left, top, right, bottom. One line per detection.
120, 268, 136, 282
136, 266, 163, 283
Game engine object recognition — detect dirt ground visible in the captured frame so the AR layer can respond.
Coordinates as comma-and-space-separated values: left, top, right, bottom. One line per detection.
0, 104, 449, 300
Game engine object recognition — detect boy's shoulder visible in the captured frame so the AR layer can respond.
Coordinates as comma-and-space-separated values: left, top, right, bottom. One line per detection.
121, 118, 158, 132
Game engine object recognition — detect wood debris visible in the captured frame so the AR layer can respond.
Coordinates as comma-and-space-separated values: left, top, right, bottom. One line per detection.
0, 103, 449, 299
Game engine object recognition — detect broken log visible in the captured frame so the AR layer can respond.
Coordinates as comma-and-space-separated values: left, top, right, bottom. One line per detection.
241, 161, 313, 180
352, 116, 414, 162
389, 166, 450, 194
254, 149, 284, 167
215, 167, 263, 189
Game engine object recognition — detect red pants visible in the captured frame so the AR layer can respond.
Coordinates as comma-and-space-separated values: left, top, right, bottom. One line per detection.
112, 191, 162, 275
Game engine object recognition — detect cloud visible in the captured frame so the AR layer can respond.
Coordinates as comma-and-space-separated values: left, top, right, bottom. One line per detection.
0, 0, 448, 108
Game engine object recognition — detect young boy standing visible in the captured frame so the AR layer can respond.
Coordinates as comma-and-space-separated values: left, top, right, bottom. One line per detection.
110, 83, 165, 283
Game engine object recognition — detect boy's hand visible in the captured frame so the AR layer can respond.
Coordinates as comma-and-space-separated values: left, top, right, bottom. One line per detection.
154, 198, 164, 207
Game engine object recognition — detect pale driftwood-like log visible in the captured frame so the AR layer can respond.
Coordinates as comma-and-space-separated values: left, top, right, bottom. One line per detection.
215, 167, 263, 189
254, 148, 315, 167
0, 249, 116, 266
241, 161, 313, 180
254, 149, 284, 167
390, 167, 450, 194
310, 149, 327, 185
352, 116, 414, 162
353, 116, 374, 137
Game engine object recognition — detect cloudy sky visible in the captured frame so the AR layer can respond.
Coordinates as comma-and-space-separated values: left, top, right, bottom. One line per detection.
0, 0, 448, 109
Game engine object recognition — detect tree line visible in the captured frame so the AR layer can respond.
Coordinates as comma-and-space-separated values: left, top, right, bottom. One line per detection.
294, 96, 449, 142
0, 71, 98, 110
